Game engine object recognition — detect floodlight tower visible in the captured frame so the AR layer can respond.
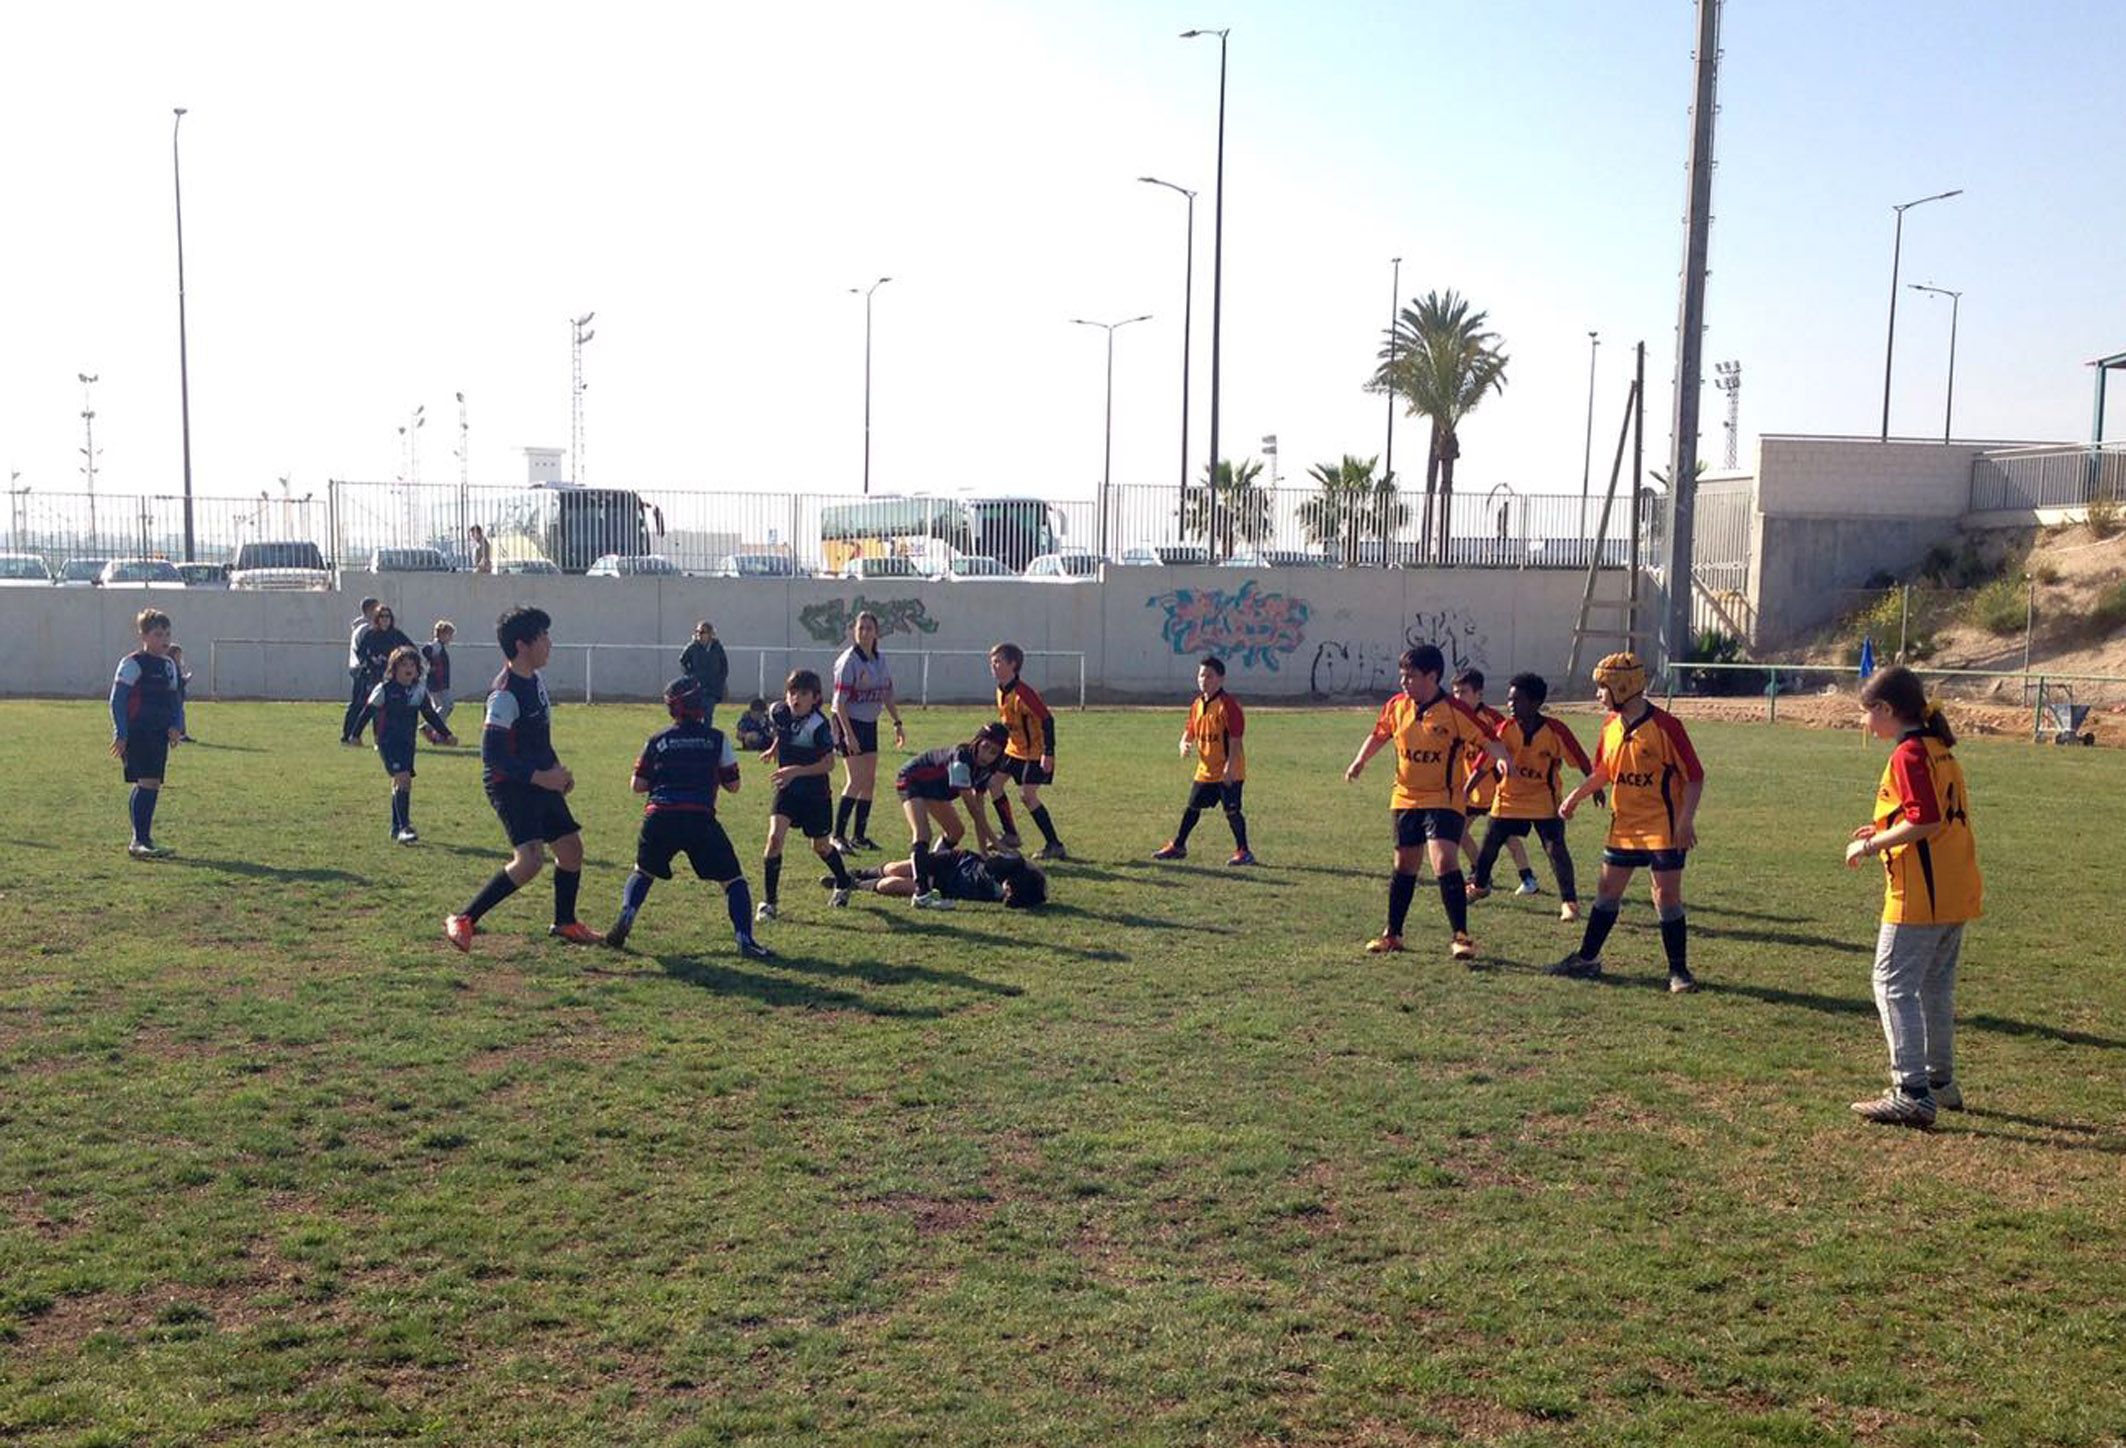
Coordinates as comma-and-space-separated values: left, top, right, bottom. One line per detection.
78, 373, 101, 545
1714, 360, 1741, 469
571, 312, 596, 485
454, 390, 470, 556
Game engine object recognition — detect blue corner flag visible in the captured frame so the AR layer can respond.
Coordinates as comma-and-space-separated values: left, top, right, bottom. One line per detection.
1858, 636, 1876, 678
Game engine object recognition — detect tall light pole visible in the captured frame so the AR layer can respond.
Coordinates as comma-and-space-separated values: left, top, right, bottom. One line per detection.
1879, 188, 1962, 440
1181, 27, 1229, 510
1908, 284, 1962, 443
78, 373, 101, 546
1579, 330, 1600, 539
570, 312, 595, 484
1384, 257, 1402, 488
1138, 177, 1195, 517
454, 390, 470, 554
850, 277, 892, 495
172, 107, 196, 561
1714, 360, 1742, 468
1071, 314, 1153, 560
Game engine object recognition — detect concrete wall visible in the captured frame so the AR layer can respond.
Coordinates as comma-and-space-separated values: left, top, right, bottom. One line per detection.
0, 565, 1613, 705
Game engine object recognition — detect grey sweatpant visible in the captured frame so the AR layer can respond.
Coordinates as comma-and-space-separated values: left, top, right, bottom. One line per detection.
1872, 920, 1963, 1092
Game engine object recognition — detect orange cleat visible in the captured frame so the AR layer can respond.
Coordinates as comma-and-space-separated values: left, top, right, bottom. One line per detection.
549, 921, 606, 946
444, 914, 475, 953
1451, 932, 1478, 963
1364, 934, 1404, 954
1464, 882, 1493, 901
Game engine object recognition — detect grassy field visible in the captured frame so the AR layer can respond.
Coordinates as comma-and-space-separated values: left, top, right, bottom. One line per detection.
2, 698, 2123, 1446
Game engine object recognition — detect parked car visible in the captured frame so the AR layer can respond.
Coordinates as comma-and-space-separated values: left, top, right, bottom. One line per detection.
1220, 549, 1333, 569
368, 547, 453, 574
56, 558, 109, 586
0, 553, 54, 586
712, 553, 800, 578
586, 553, 679, 578
1117, 545, 1210, 567
837, 555, 921, 581
497, 557, 563, 577
229, 540, 332, 591
1023, 552, 1101, 581
99, 558, 186, 589
941, 555, 1009, 579
176, 561, 231, 588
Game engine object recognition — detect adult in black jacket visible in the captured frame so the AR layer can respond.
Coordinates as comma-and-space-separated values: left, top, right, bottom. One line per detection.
679, 620, 730, 728
340, 596, 381, 744
347, 605, 414, 744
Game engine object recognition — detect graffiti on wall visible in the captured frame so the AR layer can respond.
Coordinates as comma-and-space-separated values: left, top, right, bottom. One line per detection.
1308, 606, 1492, 697
1145, 581, 1310, 670
799, 596, 943, 645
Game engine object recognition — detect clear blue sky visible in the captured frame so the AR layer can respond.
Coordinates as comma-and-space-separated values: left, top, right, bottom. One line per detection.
1, 0, 2119, 507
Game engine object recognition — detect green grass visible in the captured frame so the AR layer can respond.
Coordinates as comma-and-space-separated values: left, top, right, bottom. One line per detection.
4, 700, 2125, 1446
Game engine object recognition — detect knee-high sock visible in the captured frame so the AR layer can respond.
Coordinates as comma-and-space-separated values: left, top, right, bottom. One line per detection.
1386, 870, 1418, 937
390, 784, 411, 835
129, 785, 157, 844
1472, 824, 1507, 890
1173, 807, 1202, 846
823, 846, 853, 887
1438, 870, 1470, 935
834, 797, 856, 838
1030, 804, 1060, 847
619, 870, 654, 919
553, 867, 582, 926
853, 799, 873, 840
725, 878, 755, 939
994, 795, 1019, 835
462, 869, 518, 923
763, 854, 783, 904
1658, 904, 1689, 975
1225, 804, 1249, 851
1579, 899, 1622, 959
1539, 824, 1578, 903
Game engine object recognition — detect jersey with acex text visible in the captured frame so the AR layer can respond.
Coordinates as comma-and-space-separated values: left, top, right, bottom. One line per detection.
1873, 733, 1982, 925
1596, 704, 1704, 850
997, 677, 1056, 762
1464, 703, 1508, 809
483, 669, 558, 786
1370, 691, 1490, 811
832, 646, 894, 722
769, 706, 836, 798
1188, 690, 1246, 784
635, 721, 740, 817
1491, 714, 1594, 820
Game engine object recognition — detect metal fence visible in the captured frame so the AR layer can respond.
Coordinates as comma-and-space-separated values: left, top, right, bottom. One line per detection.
3, 478, 1665, 577
1970, 443, 2126, 513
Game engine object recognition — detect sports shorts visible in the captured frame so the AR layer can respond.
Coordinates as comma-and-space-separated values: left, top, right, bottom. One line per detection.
998, 754, 1054, 787
772, 784, 833, 839
635, 810, 742, 882
122, 731, 172, 784
1186, 780, 1243, 812
379, 739, 417, 777
487, 780, 583, 848
1393, 806, 1465, 848
1483, 816, 1567, 845
838, 717, 880, 757
1602, 845, 1688, 872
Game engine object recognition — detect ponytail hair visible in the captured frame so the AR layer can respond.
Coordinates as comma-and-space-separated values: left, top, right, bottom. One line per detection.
1860, 665, 1956, 746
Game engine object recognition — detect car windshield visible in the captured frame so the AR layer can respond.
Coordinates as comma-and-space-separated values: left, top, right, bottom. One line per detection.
61, 560, 107, 581
236, 543, 326, 570
112, 561, 181, 582
0, 557, 48, 580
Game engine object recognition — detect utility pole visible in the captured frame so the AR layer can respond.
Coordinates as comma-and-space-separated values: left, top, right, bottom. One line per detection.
1661, 0, 1723, 676
78, 373, 101, 546
571, 312, 595, 485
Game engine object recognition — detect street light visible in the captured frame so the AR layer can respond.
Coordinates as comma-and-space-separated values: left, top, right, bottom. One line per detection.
78, 373, 101, 546
570, 312, 595, 485
1071, 314, 1153, 560
1579, 331, 1600, 539
1181, 28, 1229, 498
1138, 177, 1196, 514
850, 277, 892, 495
1908, 284, 1963, 444
172, 107, 196, 561
1879, 187, 1962, 440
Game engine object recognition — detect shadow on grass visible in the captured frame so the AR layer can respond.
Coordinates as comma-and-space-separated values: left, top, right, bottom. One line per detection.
870, 910, 1129, 962
172, 739, 264, 753
1961, 1013, 2126, 1051
168, 855, 363, 884
1056, 863, 1187, 889
779, 953, 1023, 996
1949, 1125, 2126, 1154
1709, 983, 2126, 1051
649, 953, 949, 1018
3, 838, 58, 850
1963, 1106, 2113, 1135
1042, 903, 1231, 935
1610, 917, 1871, 956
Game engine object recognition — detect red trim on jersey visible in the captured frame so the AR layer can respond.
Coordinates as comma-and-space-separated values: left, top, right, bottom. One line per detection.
1889, 738, 1941, 825
1546, 717, 1594, 774
1221, 693, 1245, 736
1650, 708, 1705, 782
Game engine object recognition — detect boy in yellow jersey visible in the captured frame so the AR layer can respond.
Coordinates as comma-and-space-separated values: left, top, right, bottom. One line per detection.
1469, 672, 1597, 922
1842, 666, 1982, 1128
1345, 644, 1511, 965
1451, 668, 1538, 897
990, 642, 1067, 860
1153, 655, 1254, 865
1550, 652, 1706, 992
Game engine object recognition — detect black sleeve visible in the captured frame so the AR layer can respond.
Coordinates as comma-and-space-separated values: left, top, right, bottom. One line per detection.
704, 642, 729, 700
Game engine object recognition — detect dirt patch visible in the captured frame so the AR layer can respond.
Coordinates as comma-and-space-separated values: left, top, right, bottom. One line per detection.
858, 1190, 998, 1240
1652, 691, 2122, 745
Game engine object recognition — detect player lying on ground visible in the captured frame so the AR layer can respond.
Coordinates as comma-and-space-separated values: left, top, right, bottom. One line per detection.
839, 847, 1049, 911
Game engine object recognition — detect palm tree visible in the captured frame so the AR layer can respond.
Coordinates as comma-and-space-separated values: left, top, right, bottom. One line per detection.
1298, 454, 1409, 565
1366, 290, 1509, 561
1179, 458, 1271, 561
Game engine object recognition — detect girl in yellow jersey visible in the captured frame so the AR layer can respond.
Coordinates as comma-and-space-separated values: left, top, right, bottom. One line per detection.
1842, 666, 1982, 1129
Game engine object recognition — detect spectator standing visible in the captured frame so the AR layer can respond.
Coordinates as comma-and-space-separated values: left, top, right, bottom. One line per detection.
340, 597, 381, 744
679, 620, 730, 729
470, 524, 493, 574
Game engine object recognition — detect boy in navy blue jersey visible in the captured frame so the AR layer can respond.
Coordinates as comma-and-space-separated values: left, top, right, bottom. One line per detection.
755, 669, 855, 921
352, 644, 456, 843
109, 608, 186, 858
419, 620, 456, 743
606, 677, 770, 958
444, 606, 604, 950
733, 696, 773, 755
895, 724, 1011, 858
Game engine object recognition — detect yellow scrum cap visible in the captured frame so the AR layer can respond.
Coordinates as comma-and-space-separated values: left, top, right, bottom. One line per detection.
1592, 651, 1647, 707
